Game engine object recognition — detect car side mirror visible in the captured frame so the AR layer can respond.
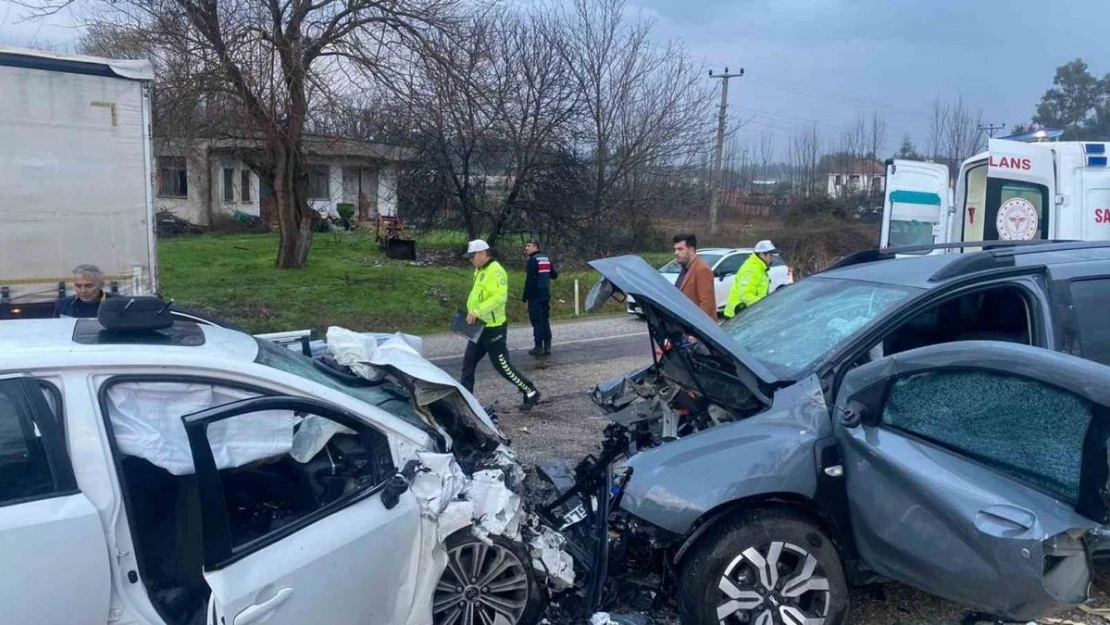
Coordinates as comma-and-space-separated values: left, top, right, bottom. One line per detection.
382, 459, 422, 510
838, 400, 866, 428
837, 359, 895, 429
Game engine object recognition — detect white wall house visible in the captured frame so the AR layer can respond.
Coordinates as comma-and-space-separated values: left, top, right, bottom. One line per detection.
827, 159, 886, 198
154, 136, 414, 226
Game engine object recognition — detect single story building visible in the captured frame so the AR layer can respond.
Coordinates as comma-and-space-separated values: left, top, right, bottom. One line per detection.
153, 135, 415, 226
827, 159, 885, 198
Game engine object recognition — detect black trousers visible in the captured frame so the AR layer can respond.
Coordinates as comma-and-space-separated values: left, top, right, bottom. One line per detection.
528, 297, 552, 346
461, 324, 537, 396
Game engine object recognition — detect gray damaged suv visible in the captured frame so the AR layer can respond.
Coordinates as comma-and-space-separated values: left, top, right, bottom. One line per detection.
540, 241, 1110, 625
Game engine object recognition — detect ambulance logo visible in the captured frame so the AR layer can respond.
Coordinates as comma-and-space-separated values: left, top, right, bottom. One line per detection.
996, 198, 1039, 240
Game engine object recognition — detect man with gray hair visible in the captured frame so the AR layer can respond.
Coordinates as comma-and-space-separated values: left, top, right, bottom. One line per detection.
53, 264, 111, 318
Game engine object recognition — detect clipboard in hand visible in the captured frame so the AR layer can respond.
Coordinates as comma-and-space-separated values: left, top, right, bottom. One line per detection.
450, 310, 485, 343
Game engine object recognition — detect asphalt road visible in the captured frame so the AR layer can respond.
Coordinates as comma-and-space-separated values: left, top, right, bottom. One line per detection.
427, 318, 648, 381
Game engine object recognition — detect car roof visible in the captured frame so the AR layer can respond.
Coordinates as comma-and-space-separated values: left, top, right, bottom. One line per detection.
0, 318, 259, 366
817, 242, 1110, 289
818, 254, 959, 289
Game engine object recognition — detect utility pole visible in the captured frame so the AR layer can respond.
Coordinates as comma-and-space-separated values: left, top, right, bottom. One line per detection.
708, 67, 744, 234
979, 123, 1006, 138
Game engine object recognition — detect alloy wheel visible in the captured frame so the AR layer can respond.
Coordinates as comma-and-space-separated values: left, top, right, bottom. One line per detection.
434, 539, 532, 625
714, 541, 831, 625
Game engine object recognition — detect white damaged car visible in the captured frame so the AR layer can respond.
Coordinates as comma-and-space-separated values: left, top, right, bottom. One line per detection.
0, 314, 572, 625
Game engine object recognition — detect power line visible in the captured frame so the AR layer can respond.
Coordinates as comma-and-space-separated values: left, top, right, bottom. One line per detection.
708, 67, 743, 234
979, 123, 1006, 138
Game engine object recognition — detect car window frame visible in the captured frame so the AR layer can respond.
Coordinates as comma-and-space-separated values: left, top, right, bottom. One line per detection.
0, 376, 76, 508
95, 374, 397, 573
825, 269, 1050, 401
875, 365, 1096, 506
1064, 275, 1110, 368
181, 396, 397, 570
714, 253, 745, 277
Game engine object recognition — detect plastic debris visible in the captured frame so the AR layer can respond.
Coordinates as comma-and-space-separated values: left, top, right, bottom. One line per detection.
530, 526, 576, 590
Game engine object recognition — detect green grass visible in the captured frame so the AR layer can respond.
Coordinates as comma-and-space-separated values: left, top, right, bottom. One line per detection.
158, 231, 661, 336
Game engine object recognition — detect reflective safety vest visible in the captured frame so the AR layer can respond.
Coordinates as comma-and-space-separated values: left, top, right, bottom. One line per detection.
468, 260, 509, 328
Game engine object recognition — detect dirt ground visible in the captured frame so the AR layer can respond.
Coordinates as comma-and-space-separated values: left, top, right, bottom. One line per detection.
465, 343, 1110, 625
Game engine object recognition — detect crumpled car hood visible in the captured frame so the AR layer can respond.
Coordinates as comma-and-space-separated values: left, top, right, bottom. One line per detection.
588, 255, 779, 401
327, 327, 508, 446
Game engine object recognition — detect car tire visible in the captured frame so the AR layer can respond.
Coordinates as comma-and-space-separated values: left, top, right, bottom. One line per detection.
676, 507, 848, 625
434, 531, 546, 625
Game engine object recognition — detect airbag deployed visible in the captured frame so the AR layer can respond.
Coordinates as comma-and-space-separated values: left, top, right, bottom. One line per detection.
106, 382, 296, 475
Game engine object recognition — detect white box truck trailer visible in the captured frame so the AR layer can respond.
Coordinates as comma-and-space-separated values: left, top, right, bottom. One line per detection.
882, 137, 1110, 252
0, 46, 156, 319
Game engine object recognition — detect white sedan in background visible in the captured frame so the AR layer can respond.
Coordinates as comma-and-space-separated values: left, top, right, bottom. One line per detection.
626, 247, 794, 317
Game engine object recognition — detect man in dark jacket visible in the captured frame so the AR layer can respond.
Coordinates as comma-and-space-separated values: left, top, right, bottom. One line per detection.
53, 264, 111, 318
522, 239, 558, 356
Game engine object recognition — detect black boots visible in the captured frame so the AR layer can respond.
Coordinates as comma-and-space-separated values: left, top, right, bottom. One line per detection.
530, 341, 552, 357
521, 390, 542, 411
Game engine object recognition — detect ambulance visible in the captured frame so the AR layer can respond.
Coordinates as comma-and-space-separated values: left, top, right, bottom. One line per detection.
881, 132, 1110, 252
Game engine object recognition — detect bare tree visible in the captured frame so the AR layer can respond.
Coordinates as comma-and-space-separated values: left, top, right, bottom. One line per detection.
929, 93, 949, 162
758, 131, 775, 181
557, 0, 714, 240
867, 112, 887, 160
945, 95, 985, 165
403, 7, 579, 246
866, 112, 886, 206
791, 124, 823, 198
35, 0, 459, 268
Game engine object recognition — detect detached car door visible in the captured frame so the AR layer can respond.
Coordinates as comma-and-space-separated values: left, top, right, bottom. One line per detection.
181, 396, 425, 625
0, 375, 111, 625
832, 341, 1110, 622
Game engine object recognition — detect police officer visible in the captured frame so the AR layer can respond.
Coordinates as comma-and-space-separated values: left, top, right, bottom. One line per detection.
53, 264, 111, 318
461, 240, 542, 410
723, 240, 777, 319
522, 239, 558, 357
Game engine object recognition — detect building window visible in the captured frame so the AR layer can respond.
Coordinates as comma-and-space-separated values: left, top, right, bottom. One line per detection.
834, 175, 843, 186
223, 168, 235, 203
157, 156, 188, 198
850, 174, 861, 185
241, 170, 252, 203
308, 165, 330, 200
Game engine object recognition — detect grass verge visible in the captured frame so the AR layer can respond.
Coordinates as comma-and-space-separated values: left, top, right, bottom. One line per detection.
158, 231, 661, 336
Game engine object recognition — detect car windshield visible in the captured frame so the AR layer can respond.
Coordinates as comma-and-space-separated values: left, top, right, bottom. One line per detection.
721, 277, 919, 378
659, 253, 723, 273
253, 338, 429, 431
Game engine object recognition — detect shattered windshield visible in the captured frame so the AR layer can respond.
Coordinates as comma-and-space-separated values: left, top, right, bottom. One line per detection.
253, 338, 428, 431
721, 277, 918, 378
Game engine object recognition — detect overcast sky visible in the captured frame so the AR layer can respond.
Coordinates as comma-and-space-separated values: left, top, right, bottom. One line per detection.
630, 0, 1110, 157
4, 0, 1109, 160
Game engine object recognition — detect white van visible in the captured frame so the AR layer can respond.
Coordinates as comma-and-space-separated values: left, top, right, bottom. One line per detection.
882, 137, 1110, 252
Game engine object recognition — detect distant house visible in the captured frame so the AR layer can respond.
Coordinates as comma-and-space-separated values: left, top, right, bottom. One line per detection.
827, 159, 885, 198
153, 135, 416, 226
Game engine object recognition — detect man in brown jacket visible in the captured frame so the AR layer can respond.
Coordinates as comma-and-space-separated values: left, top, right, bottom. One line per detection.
672, 233, 717, 319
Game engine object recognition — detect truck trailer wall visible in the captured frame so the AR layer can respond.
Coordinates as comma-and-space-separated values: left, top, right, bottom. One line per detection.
0, 57, 155, 307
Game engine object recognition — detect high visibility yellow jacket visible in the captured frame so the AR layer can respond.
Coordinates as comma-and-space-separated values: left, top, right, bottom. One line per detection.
724, 254, 770, 318
467, 260, 509, 328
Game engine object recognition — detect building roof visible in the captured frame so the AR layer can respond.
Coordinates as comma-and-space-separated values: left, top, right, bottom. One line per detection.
830, 159, 885, 176
156, 134, 417, 162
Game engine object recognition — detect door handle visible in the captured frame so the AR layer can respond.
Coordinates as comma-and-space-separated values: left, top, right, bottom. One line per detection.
234, 588, 294, 625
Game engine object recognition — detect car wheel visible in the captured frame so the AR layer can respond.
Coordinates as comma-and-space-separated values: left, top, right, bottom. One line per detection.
677, 507, 848, 625
434, 532, 545, 625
